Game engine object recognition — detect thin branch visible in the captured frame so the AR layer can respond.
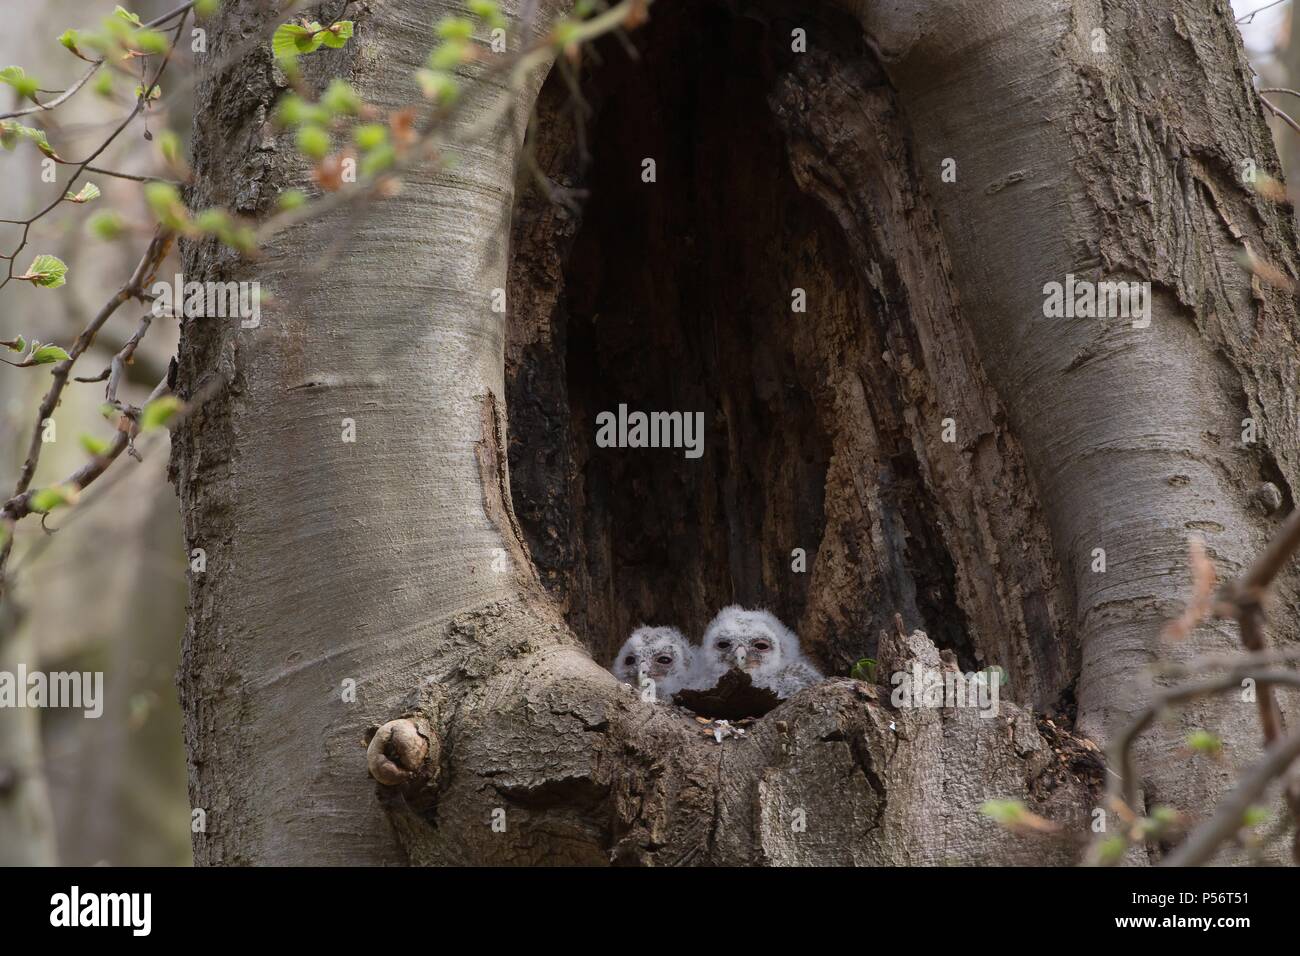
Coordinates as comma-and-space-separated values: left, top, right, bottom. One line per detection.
1095, 500, 1300, 865
1260, 95, 1300, 137
1106, 666, 1300, 819
0, 9, 188, 288
1237, 0, 1290, 25
104, 313, 153, 407
0, 229, 173, 598
144, 1, 197, 29
82, 165, 180, 184
1163, 729, 1300, 866
0, 61, 103, 121
0, 0, 652, 597
1, 377, 170, 525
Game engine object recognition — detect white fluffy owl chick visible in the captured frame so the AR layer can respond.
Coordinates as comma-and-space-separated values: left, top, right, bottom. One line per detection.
696, 606, 823, 698
611, 625, 696, 701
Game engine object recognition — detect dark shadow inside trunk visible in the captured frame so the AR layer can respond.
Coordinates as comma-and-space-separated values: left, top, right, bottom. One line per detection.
506, 0, 975, 678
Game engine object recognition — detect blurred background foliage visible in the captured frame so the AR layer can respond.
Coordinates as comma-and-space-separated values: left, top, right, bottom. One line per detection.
2, 0, 189, 865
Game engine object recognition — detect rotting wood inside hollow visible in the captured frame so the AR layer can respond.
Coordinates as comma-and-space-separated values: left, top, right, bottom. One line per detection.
505, 0, 980, 678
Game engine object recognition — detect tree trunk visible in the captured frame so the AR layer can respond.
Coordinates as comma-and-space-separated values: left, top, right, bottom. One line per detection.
175, 0, 1299, 864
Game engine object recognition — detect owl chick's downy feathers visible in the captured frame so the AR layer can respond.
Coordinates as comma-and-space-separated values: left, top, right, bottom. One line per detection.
696, 605, 822, 698
610, 625, 696, 701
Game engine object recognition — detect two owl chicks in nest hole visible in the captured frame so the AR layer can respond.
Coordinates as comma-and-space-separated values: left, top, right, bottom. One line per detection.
609, 605, 825, 705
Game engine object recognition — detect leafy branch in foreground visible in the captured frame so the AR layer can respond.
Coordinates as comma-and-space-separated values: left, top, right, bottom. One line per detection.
1079, 518, 1300, 865
0, 0, 657, 600
984, 511, 1300, 866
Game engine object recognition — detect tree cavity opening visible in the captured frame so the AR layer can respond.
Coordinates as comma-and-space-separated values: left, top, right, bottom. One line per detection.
506, 0, 972, 678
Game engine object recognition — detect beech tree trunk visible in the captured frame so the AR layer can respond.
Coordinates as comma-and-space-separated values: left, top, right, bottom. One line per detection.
174, 0, 1300, 864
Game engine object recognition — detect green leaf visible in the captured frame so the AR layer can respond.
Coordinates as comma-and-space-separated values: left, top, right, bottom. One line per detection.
0, 122, 55, 158
1243, 805, 1270, 828
129, 28, 170, 55
20, 255, 68, 289
427, 40, 466, 71
320, 78, 361, 116
1137, 805, 1180, 837
272, 22, 325, 64
979, 800, 1025, 826
353, 123, 388, 151
295, 124, 330, 160
468, 0, 505, 29
1187, 729, 1222, 755
319, 20, 354, 49
416, 69, 458, 104
849, 658, 877, 682
31, 343, 71, 364
134, 82, 162, 101
435, 17, 475, 42
2, 335, 26, 353
30, 485, 75, 514
113, 6, 143, 27
27, 128, 56, 158
195, 0, 220, 18
93, 71, 114, 98
981, 665, 1010, 688
276, 188, 308, 211
359, 143, 395, 177
273, 93, 326, 127
144, 181, 188, 228
58, 29, 83, 57
1095, 835, 1128, 865
552, 20, 580, 49
79, 433, 110, 457
158, 129, 181, 165
140, 395, 183, 432
87, 209, 126, 240
1150, 805, 1178, 825
194, 208, 230, 232
64, 182, 101, 203
226, 226, 257, 254
0, 65, 40, 101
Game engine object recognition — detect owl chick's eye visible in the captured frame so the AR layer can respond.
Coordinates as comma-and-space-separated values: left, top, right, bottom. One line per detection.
716, 640, 731, 649
624, 655, 636, 665
753, 641, 771, 651
655, 655, 673, 665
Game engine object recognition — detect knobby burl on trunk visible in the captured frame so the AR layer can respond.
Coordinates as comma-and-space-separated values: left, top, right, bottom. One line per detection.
176, 0, 1297, 864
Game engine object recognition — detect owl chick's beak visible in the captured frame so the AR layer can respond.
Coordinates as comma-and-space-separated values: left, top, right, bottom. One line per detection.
734, 645, 748, 669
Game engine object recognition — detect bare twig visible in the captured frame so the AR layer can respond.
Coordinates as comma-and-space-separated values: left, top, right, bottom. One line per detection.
1, 377, 171, 526
0, 61, 103, 121
0, 9, 188, 288
1163, 729, 1300, 866
82, 165, 180, 184
1237, 0, 1290, 25
1260, 95, 1300, 138
0, 229, 173, 597
1105, 667, 1300, 821
1096, 502, 1300, 865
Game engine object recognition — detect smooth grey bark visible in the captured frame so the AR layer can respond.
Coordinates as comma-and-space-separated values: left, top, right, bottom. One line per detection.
851, 0, 1300, 832
174, 0, 564, 865
176, 0, 1298, 864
